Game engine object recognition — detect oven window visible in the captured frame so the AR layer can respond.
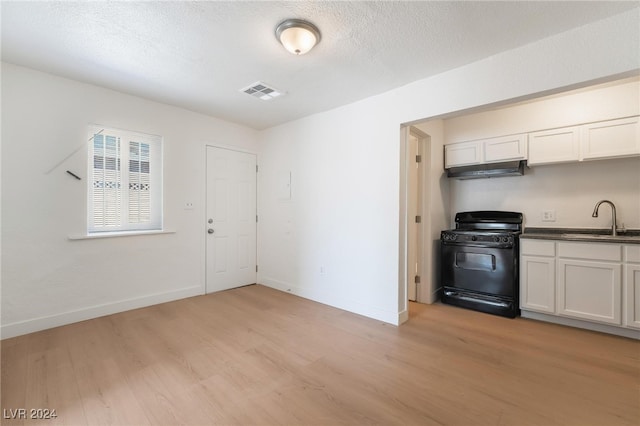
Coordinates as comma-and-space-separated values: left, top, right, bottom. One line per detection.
455, 252, 496, 271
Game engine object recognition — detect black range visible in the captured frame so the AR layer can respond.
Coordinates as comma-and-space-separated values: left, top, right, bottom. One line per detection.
440, 211, 523, 318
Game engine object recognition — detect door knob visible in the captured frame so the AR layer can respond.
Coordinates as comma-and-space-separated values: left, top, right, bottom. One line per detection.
208, 229, 214, 234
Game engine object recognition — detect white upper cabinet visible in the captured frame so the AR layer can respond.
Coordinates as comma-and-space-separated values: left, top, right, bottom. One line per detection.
444, 134, 526, 168
527, 116, 640, 166
483, 134, 528, 163
444, 141, 481, 168
581, 116, 640, 161
445, 115, 640, 170
528, 126, 580, 165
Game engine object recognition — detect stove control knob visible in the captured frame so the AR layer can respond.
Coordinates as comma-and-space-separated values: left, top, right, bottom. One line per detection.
471, 236, 477, 241
502, 237, 509, 242
494, 236, 501, 242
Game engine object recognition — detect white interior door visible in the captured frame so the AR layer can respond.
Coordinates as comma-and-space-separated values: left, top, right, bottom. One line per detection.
206, 146, 257, 293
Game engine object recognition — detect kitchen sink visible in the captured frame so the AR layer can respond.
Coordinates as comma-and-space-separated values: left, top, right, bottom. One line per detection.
523, 228, 640, 244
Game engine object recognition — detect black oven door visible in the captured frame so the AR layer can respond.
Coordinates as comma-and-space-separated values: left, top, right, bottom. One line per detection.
440, 240, 519, 317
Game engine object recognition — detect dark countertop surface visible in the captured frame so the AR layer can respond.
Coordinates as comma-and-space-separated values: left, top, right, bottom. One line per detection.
521, 228, 640, 244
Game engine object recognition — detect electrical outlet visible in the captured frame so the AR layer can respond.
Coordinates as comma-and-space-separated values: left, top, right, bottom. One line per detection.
184, 202, 194, 210
542, 210, 556, 222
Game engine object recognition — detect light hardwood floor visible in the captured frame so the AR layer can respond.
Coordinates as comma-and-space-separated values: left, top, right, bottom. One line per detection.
1, 284, 639, 425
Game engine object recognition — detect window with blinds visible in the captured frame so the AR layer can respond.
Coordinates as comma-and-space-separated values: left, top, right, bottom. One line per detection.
88, 126, 162, 233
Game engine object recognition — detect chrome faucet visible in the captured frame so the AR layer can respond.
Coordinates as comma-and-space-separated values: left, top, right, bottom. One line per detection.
592, 200, 617, 236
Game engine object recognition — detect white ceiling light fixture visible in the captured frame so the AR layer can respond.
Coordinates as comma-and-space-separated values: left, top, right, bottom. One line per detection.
275, 19, 321, 55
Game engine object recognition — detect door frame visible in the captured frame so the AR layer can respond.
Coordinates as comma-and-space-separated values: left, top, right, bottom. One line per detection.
203, 143, 259, 294
407, 131, 424, 303
399, 126, 430, 323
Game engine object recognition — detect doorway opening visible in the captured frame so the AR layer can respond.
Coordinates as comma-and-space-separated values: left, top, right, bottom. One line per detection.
399, 126, 430, 323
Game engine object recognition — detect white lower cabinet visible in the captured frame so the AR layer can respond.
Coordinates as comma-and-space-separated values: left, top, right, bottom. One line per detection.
520, 239, 639, 335
521, 256, 556, 313
625, 264, 640, 329
521, 240, 556, 313
625, 246, 640, 329
556, 241, 622, 325
557, 259, 621, 325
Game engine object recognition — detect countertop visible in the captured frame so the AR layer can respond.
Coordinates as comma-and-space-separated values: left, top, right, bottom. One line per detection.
521, 228, 640, 244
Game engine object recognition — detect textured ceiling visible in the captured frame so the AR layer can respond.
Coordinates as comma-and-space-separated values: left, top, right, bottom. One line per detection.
2, 1, 638, 129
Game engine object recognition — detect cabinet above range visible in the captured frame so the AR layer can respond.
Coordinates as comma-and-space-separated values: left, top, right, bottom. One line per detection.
444, 115, 640, 170
444, 133, 527, 168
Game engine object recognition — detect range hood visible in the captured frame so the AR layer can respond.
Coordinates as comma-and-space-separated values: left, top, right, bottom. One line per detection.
446, 160, 526, 180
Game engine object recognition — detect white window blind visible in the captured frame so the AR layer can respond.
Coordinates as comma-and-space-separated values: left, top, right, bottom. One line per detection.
88, 126, 162, 233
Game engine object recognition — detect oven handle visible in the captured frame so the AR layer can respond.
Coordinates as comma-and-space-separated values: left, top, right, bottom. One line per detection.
441, 241, 515, 249
443, 291, 512, 308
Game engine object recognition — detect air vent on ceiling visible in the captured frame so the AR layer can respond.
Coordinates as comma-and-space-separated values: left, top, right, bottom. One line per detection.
240, 81, 284, 100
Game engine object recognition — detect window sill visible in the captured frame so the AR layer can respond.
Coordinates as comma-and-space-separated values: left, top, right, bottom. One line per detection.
68, 230, 176, 240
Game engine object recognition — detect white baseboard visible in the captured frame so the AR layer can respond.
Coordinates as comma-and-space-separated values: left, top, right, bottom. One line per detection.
398, 309, 409, 325
521, 310, 640, 340
419, 287, 441, 304
259, 276, 400, 325
1, 286, 202, 339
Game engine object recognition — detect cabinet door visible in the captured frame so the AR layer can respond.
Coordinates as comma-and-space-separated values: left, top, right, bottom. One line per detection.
528, 126, 580, 166
521, 239, 555, 257
624, 264, 640, 329
558, 242, 621, 262
625, 245, 640, 263
557, 259, 622, 325
444, 141, 481, 168
483, 134, 528, 163
521, 255, 555, 313
581, 116, 640, 161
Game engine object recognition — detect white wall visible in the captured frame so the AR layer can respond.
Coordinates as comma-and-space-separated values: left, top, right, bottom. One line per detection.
445, 78, 640, 229
444, 78, 640, 144
257, 103, 402, 323
1, 63, 259, 338
257, 9, 640, 325
448, 158, 640, 230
